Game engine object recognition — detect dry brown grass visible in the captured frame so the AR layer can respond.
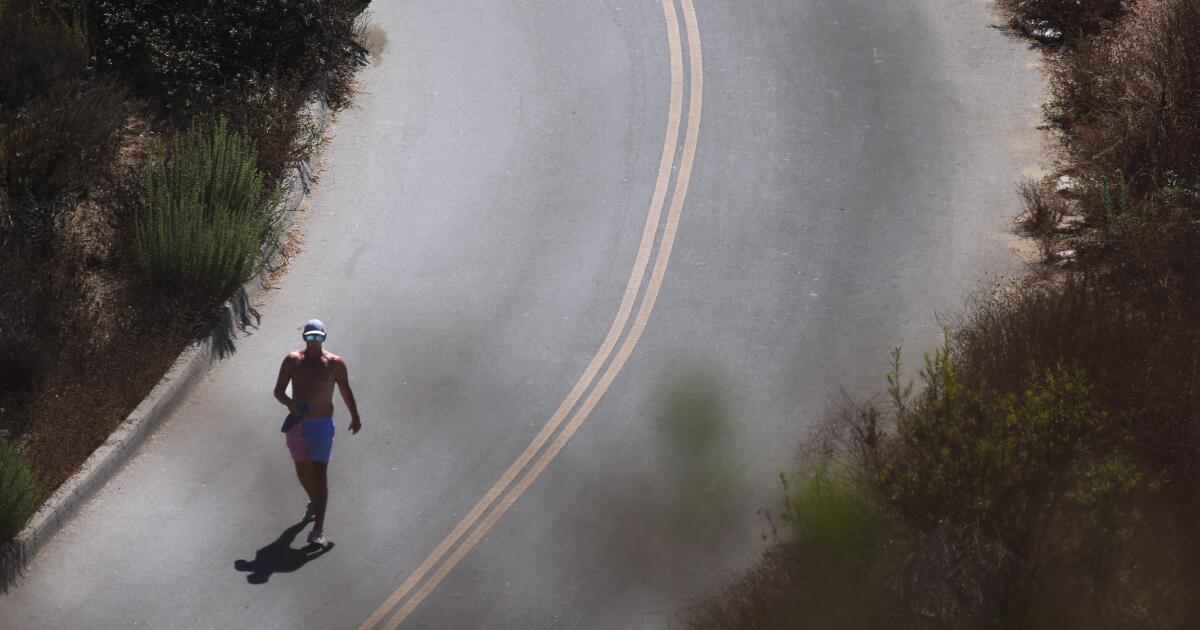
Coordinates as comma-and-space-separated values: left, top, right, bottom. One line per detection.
1016, 178, 1070, 261
21, 321, 191, 493
1051, 0, 1200, 190
1, 114, 205, 495
261, 199, 310, 293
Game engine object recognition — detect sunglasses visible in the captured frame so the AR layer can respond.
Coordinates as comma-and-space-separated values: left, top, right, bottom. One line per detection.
304, 333, 325, 342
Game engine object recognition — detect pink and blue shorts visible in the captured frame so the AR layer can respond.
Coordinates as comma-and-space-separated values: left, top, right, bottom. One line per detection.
286, 416, 335, 462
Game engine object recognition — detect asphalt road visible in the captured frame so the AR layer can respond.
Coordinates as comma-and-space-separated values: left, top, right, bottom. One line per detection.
0, 0, 1043, 627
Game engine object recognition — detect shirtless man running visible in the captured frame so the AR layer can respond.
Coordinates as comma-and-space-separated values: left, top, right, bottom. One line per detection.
273, 319, 362, 545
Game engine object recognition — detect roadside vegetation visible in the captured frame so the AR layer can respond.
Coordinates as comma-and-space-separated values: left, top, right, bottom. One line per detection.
688, 0, 1200, 627
136, 118, 284, 303
0, 0, 371, 546
0, 433, 39, 543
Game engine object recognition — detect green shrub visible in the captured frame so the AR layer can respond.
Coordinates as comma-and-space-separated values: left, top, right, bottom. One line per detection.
998, 0, 1124, 41
1071, 164, 1200, 315
95, 0, 369, 120
887, 347, 1139, 538
134, 117, 283, 302
92, 0, 368, 179
882, 347, 1145, 625
782, 466, 886, 568
776, 467, 896, 628
0, 433, 39, 542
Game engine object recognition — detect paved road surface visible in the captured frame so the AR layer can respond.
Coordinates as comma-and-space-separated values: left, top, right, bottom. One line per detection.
1, 0, 1042, 627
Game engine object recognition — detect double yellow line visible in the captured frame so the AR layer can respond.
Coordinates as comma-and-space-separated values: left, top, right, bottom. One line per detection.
359, 1, 703, 626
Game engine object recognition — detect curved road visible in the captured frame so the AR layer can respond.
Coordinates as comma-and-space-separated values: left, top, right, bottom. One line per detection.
1, 0, 1042, 628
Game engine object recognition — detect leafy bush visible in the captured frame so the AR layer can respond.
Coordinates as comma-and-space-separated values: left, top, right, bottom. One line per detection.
997, 0, 1125, 41
0, 433, 39, 542
956, 277, 1200, 485
218, 74, 311, 182
881, 347, 1150, 625
781, 466, 887, 570
92, 0, 368, 179
95, 0, 369, 120
886, 350, 1137, 528
134, 117, 283, 302
0, 15, 126, 250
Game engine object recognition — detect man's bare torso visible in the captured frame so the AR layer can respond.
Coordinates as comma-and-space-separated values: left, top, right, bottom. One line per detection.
287, 349, 341, 418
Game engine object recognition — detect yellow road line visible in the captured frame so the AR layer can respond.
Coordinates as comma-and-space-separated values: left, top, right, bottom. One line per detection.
381, 1, 703, 626
361, 1, 702, 626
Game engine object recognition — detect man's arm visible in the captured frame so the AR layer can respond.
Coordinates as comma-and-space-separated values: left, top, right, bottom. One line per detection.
335, 357, 362, 434
274, 354, 302, 416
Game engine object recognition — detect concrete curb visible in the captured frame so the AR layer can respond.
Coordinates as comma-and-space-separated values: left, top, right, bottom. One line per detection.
3, 89, 333, 586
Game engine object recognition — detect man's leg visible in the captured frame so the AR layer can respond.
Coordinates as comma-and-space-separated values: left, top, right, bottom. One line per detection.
312, 461, 329, 533
294, 460, 316, 502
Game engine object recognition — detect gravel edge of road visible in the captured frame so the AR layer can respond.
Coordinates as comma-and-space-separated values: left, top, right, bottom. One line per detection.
4, 90, 333, 583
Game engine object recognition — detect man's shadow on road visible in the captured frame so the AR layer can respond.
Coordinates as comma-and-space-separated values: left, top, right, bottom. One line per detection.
233, 520, 333, 584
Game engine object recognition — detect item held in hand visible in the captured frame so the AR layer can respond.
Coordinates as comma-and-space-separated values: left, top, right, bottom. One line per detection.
281, 402, 313, 433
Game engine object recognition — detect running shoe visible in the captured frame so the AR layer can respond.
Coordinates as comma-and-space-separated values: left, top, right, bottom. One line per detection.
303, 502, 316, 523
307, 529, 327, 545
